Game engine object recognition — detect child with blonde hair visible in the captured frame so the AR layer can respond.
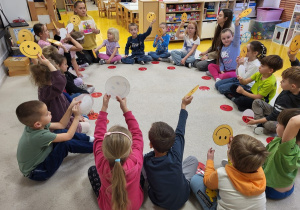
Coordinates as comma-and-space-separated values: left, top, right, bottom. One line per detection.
88, 94, 144, 210
30, 54, 89, 133
95, 27, 122, 65
170, 21, 200, 68
191, 134, 268, 209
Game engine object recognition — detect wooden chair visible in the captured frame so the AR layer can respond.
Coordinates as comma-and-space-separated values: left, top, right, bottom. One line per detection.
97, 0, 107, 17
116, 3, 124, 25
123, 7, 131, 29
133, 13, 139, 27
107, 0, 116, 19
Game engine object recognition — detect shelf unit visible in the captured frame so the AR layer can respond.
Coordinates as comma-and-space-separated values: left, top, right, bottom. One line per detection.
63, 0, 86, 13
158, 0, 204, 41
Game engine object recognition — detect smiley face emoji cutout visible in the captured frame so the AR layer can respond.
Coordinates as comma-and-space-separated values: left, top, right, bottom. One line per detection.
20, 41, 42, 59
289, 35, 300, 55
158, 28, 163, 37
17, 29, 34, 44
213, 124, 233, 146
239, 46, 247, 58
147, 12, 156, 22
69, 15, 81, 26
181, 13, 188, 22
239, 8, 252, 18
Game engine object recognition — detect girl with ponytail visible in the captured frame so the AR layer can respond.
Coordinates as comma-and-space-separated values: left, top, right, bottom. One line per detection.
88, 94, 144, 210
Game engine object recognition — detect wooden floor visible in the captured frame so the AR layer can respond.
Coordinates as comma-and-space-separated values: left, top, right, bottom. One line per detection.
60, 10, 300, 81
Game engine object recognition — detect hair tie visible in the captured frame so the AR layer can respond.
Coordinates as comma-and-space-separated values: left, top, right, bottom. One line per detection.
115, 159, 120, 162
104, 131, 132, 143
76, 35, 84, 41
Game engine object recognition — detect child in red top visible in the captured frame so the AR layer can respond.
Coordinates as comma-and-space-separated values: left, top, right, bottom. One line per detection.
88, 94, 144, 210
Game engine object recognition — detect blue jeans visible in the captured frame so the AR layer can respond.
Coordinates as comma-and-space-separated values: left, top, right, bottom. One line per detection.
171, 50, 195, 66
121, 54, 152, 64
190, 174, 218, 210
148, 51, 171, 60
215, 78, 251, 94
265, 186, 294, 200
28, 129, 93, 181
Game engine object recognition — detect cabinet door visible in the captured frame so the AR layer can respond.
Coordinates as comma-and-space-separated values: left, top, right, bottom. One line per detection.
201, 21, 217, 39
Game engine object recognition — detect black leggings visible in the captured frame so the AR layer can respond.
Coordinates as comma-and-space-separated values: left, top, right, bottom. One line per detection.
230, 84, 254, 112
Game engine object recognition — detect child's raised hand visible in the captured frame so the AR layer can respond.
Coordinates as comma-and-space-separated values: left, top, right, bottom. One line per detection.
150, 19, 156, 26
236, 56, 244, 66
72, 104, 81, 117
287, 49, 297, 62
182, 95, 193, 108
207, 147, 215, 160
70, 98, 80, 109
102, 94, 111, 111
37, 54, 50, 65
116, 96, 129, 113
235, 16, 241, 26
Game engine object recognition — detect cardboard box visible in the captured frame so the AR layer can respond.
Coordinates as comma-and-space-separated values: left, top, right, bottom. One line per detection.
4, 57, 30, 77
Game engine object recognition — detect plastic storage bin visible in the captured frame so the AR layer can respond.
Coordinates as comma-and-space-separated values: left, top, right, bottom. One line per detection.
257, 7, 284, 21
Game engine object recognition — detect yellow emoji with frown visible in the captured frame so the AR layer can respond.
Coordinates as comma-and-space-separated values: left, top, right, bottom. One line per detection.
181, 13, 188, 22
147, 12, 156, 22
17, 29, 34, 44
213, 124, 233, 146
20, 41, 42, 59
69, 15, 81, 26
239, 8, 252, 18
289, 35, 300, 55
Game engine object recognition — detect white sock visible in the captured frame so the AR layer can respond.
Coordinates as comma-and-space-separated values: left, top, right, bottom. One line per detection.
89, 136, 95, 142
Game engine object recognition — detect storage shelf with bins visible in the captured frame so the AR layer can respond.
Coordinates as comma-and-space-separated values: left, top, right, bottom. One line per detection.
158, 0, 204, 41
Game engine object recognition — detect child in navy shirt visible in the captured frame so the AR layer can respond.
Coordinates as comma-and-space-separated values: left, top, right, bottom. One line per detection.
121, 20, 155, 65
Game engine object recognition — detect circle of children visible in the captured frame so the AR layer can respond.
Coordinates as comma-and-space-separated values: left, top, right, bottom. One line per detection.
15, 1, 300, 210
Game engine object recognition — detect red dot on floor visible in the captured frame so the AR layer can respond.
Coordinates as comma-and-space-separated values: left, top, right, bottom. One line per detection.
151, 61, 159, 64
199, 86, 210, 91
242, 116, 254, 123
167, 66, 175, 70
88, 113, 98, 120
202, 76, 211, 80
108, 65, 116, 69
138, 67, 147, 71
91, 92, 102, 98
79, 67, 85, 71
220, 105, 233, 111
266, 137, 274, 143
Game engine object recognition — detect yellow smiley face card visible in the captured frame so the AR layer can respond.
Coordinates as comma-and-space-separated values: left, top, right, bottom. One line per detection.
147, 12, 156, 22
181, 13, 188, 22
213, 124, 233, 146
69, 15, 81, 26
18, 29, 34, 44
239, 46, 247, 58
289, 35, 300, 55
19, 41, 42, 59
239, 8, 252, 18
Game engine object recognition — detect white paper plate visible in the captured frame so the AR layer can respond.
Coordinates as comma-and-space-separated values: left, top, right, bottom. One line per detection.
105, 76, 130, 99
76, 94, 94, 115
66, 23, 74, 33
59, 28, 67, 39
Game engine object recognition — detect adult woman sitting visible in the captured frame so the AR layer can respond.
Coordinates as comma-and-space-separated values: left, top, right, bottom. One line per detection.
194, 9, 233, 71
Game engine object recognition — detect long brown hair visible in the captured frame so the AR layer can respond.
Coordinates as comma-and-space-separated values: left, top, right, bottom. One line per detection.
102, 125, 132, 210
30, 64, 51, 87
211, 9, 233, 52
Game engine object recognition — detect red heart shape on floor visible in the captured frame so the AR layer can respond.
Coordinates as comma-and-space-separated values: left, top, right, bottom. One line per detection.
201, 76, 211, 80
79, 67, 85, 71
151, 61, 159, 64
199, 86, 210, 91
220, 105, 233, 111
108, 65, 116, 69
88, 113, 98, 120
91, 92, 102, 98
167, 66, 175, 70
266, 137, 274, 143
242, 116, 254, 123
138, 67, 147, 71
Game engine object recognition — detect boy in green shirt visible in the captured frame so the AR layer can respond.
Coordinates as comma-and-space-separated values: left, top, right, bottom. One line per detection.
16, 99, 93, 181
225, 55, 283, 111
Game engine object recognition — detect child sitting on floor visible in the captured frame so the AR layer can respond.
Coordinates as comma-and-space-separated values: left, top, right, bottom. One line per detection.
95, 27, 122, 65
148, 22, 171, 62
249, 66, 300, 135
215, 41, 266, 94
16, 99, 93, 181
207, 16, 241, 81
225, 55, 283, 112
121, 21, 155, 65
190, 134, 268, 210
143, 96, 198, 209
170, 21, 200, 68
263, 108, 300, 199
88, 94, 144, 210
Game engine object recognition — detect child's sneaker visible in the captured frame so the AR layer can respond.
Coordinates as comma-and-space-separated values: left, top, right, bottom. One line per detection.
206, 71, 212, 76
185, 62, 192, 68
79, 63, 89, 68
79, 84, 88, 90
99, 59, 105, 65
216, 78, 221, 82
254, 127, 264, 135
89, 136, 95, 143
140, 61, 145, 65
113, 60, 119, 65
171, 60, 175, 65
87, 87, 95, 93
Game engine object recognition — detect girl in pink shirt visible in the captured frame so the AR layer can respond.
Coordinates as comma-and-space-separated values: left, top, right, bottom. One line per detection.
88, 94, 144, 210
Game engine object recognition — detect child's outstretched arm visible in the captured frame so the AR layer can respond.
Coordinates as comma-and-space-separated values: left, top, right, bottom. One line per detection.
237, 75, 253, 85
282, 115, 300, 143
66, 34, 83, 51
203, 148, 218, 190
175, 21, 185, 39
141, 19, 155, 39
94, 41, 105, 52
233, 16, 241, 47
288, 49, 300, 66
71, 58, 83, 77
51, 104, 81, 142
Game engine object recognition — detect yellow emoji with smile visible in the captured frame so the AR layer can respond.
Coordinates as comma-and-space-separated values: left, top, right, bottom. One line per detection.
20, 41, 42, 59
69, 15, 81, 26
181, 13, 188, 22
213, 124, 233, 146
239, 8, 252, 18
17, 29, 34, 44
289, 35, 300, 55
